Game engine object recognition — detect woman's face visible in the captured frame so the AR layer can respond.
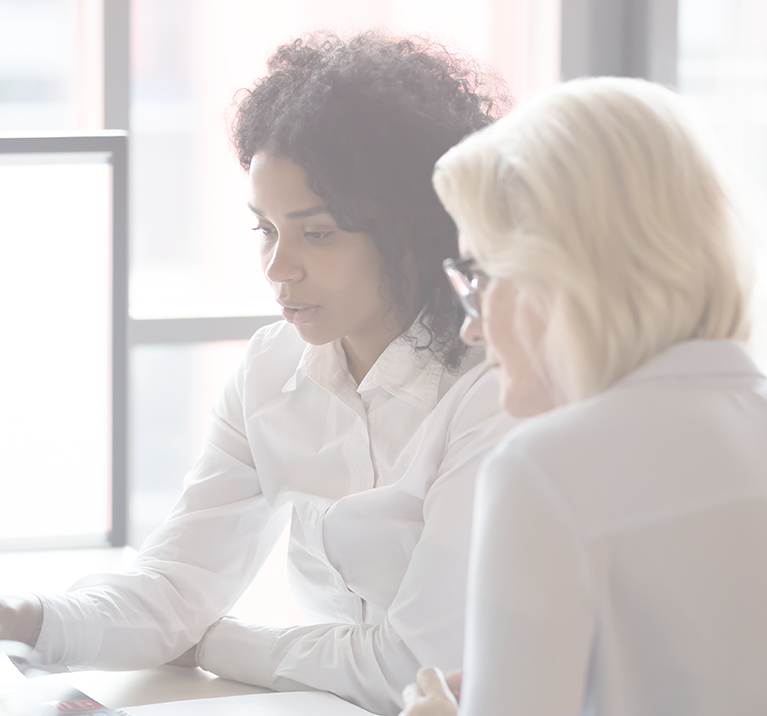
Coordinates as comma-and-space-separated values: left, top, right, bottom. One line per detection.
249, 153, 410, 371
458, 242, 557, 418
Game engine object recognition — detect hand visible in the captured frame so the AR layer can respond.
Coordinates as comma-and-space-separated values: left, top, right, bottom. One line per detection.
0, 595, 43, 648
444, 668, 463, 702
400, 667, 458, 716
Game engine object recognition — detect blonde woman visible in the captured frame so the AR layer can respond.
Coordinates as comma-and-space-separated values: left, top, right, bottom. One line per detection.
403, 77, 767, 715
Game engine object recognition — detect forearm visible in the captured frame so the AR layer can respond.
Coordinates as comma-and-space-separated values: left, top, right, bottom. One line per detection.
199, 617, 422, 715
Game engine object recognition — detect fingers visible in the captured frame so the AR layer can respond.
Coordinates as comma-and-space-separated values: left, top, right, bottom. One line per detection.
400, 667, 458, 716
416, 666, 449, 696
402, 682, 418, 705
444, 668, 463, 701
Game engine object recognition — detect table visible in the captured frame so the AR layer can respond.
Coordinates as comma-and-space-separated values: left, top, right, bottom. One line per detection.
2, 663, 376, 715
60, 665, 270, 709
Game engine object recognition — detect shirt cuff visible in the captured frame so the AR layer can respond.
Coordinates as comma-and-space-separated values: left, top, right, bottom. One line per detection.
197, 616, 284, 688
33, 591, 103, 667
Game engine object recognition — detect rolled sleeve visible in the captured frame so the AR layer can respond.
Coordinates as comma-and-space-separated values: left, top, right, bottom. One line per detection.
197, 617, 283, 688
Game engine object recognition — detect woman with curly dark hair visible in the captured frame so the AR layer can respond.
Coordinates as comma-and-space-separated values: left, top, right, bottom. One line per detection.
0, 32, 513, 714
232, 32, 504, 371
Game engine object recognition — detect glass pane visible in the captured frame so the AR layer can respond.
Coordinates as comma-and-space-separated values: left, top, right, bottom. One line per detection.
129, 340, 247, 547
677, 0, 767, 360
0, 0, 77, 130
0, 154, 112, 546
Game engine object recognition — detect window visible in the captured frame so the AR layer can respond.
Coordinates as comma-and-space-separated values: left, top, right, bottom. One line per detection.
677, 0, 767, 359
0, 0, 78, 131
0, 134, 127, 549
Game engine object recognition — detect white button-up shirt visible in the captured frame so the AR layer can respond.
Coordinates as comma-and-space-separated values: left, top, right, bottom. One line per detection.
35, 320, 515, 714
462, 340, 767, 716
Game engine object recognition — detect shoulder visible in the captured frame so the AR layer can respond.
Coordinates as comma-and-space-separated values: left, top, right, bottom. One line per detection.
489, 380, 656, 465
448, 361, 516, 433
428, 361, 519, 467
242, 320, 307, 376
208, 321, 306, 420
479, 388, 635, 502
478, 379, 716, 532
245, 319, 306, 357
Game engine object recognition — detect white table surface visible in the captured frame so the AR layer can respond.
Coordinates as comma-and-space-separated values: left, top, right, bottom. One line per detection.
60, 664, 270, 709
3, 663, 376, 715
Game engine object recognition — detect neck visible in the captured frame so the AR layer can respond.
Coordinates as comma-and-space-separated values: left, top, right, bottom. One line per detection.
342, 335, 390, 385
342, 305, 423, 384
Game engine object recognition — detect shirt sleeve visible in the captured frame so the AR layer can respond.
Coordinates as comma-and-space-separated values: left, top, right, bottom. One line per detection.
459, 447, 595, 716
197, 367, 516, 716
33, 345, 289, 669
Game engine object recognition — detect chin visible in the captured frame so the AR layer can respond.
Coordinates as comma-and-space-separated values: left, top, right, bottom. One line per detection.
291, 322, 341, 347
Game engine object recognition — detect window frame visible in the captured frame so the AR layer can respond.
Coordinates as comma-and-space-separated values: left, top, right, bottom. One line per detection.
560, 0, 678, 86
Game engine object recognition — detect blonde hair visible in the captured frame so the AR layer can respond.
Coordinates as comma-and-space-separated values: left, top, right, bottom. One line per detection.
434, 77, 753, 402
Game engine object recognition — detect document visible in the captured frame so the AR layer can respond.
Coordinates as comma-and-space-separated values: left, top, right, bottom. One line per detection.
1, 653, 123, 715
0, 653, 26, 686
123, 692, 377, 715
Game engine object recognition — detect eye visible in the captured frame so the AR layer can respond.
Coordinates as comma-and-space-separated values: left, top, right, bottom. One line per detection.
252, 224, 277, 239
471, 268, 490, 292
304, 230, 334, 242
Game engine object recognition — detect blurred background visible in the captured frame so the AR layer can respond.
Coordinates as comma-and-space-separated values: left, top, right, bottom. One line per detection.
0, 0, 765, 621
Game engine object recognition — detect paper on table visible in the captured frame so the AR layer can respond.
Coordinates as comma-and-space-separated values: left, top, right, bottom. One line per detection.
0, 652, 27, 686
123, 691, 378, 715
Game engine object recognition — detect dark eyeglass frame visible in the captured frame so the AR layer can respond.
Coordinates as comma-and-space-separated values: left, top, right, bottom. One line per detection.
442, 256, 487, 320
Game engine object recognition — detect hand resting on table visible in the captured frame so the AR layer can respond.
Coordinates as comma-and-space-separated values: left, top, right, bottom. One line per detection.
400, 667, 460, 716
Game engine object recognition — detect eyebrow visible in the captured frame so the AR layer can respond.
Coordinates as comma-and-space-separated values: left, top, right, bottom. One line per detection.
247, 203, 330, 220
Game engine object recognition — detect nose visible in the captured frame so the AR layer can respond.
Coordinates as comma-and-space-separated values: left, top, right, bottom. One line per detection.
262, 235, 304, 284
459, 313, 484, 346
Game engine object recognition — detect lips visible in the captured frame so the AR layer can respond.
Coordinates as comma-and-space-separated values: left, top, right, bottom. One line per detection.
278, 301, 319, 325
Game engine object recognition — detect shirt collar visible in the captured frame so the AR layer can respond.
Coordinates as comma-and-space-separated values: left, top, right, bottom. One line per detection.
281, 339, 348, 395
616, 339, 764, 389
357, 330, 445, 412
281, 321, 446, 412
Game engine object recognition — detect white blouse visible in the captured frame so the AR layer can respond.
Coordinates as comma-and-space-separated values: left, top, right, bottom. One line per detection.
461, 340, 767, 716
33, 320, 515, 714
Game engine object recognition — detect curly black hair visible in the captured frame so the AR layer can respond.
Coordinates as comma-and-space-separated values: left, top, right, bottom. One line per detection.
231, 31, 510, 370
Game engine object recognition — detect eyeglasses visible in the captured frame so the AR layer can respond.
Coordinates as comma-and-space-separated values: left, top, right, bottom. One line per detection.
443, 257, 488, 320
